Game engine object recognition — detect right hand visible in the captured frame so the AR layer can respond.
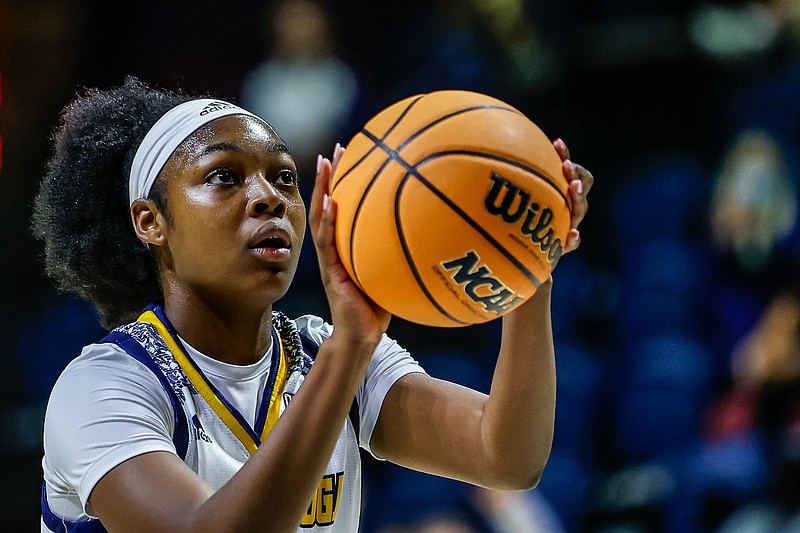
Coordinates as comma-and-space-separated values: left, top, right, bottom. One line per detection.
308, 144, 391, 350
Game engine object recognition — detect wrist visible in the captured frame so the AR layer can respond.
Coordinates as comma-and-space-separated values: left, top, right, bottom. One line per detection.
323, 330, 380, 364
522, 278, 553, 308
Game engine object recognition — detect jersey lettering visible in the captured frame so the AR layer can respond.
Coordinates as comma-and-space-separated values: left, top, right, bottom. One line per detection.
300, 472, 345, 528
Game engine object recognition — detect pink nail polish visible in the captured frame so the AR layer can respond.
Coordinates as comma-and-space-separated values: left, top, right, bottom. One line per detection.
316, 154, 322, 174
576, 180, 584, 195
323, 194, 331, 211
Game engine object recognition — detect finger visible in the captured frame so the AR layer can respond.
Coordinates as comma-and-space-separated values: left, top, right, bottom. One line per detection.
313, 194, 353, 288
331, 142, 345, 176
563, 159, 593, 193
553, 138, 570, 162
569, 183, 589, 229
309, 154, 332, 235
564, 229, 581, 253
315, 193, 337, 261
564, 161, 592, 227
573, 163, 594, 196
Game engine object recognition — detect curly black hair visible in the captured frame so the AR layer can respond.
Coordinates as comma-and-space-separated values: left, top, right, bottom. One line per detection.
32, 77, 206, 329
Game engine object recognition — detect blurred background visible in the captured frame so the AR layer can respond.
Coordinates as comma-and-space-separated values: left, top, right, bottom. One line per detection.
2, 0, 800, 531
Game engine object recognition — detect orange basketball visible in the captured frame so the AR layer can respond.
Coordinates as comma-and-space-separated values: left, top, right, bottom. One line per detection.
330, 90, 571, 327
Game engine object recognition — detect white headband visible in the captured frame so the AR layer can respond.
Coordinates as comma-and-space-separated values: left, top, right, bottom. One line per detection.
128, 98, 260, 205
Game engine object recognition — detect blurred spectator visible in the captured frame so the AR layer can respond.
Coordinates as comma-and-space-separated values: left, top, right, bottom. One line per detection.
710, 128, 797, 275
664, 126, 800, 531
472, 488, 567, 533
465, 0, 562, 95
688, 1, 779, 65
689, 286, 800, 532
707, 128, 800, 365
240, 0, 360, 175
731, 289, 800, 387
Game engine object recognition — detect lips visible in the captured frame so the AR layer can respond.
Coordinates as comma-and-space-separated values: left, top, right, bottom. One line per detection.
248, 225, 292, 251
251, 234, 290, 250
247, 224, 293, 268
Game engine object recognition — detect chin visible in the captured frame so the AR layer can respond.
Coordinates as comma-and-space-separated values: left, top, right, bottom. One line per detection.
251, 271, 294, 303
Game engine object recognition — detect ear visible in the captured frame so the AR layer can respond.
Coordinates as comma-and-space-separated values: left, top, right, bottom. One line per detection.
131, 198, 167, 248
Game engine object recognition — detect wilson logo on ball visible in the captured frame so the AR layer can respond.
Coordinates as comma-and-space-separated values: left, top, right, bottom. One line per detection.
484, 173, 564, 264
331, 90, 570, 326
441, 251, 523, 315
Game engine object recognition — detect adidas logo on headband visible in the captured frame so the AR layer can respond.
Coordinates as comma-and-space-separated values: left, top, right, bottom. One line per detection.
199, 101, 238, 116
129, 98, 259, 210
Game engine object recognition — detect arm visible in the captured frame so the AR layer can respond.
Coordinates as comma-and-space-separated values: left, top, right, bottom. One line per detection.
91, 146, 390, 532
370, 140, 593, 490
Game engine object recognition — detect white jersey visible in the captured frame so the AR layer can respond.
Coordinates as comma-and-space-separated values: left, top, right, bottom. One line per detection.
41, 305, 424, 532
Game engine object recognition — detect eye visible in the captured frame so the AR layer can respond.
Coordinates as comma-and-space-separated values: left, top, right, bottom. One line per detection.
205, 168, 238, 185
276, 169, 298, 186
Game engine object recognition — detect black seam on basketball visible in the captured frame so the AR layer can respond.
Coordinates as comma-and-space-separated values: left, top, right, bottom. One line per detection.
394, 173, 471, 326
364, 101, 565, 207
361, 129, 541, 288
360, 105, 522, 160
395, 105, 523, 153
417, 150, 569, 208
348, 154, 397, 291
330, 94, 426, 195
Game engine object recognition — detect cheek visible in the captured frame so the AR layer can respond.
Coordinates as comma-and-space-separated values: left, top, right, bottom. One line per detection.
285, 192, 305, 226
170, 202, 242, 256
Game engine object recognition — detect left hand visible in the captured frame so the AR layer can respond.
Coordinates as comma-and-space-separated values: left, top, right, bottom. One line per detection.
309, 144, 391, 348
553, 138, 593, 253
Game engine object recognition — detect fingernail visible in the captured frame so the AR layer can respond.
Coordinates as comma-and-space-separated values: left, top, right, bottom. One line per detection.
576, 179, 583, 195
323, 194, 331, 211
316, 154, 322, 174
334, 142, 341, 155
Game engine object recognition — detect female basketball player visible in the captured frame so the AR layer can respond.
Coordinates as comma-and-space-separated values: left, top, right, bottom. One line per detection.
34, 77, 592, 532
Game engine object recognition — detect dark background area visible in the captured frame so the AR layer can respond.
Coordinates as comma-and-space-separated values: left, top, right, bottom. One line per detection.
2, 0, 800, 531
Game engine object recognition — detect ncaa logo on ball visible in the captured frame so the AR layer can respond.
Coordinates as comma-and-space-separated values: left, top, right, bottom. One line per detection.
437, 250, 523, 317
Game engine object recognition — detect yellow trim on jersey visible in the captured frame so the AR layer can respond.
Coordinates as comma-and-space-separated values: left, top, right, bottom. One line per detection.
137, 310, 288, 454
264, 332, 287, 440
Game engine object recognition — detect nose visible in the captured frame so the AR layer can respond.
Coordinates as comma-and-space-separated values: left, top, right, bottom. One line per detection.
246, 175, 287, 218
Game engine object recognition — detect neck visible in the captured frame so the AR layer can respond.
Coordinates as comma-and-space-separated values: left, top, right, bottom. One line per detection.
161, 289, 274, 366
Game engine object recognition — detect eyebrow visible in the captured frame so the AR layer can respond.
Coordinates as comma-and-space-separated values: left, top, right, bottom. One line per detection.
199, 140, 291, 156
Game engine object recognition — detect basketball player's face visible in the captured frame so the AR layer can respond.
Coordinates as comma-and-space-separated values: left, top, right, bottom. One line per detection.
156, 115, 306, 308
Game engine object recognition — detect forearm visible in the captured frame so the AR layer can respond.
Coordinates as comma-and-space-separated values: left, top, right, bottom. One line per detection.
370, 281, 556, 492
480, 279, 556, 488
190, 335, 376, 532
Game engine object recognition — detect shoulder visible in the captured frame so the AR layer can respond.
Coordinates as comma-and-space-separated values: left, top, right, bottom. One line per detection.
47, 338, 171, 421
291, 314, 416, 367
292, 314, 333, 346
55, 340, 152, 387
43, 339, 178, 517
44, 335, 177, 454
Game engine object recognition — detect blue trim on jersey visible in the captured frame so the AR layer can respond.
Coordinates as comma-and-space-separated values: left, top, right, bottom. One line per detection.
299, 332, 319, 360
41, 484, 108, 533
299, 333, 361, 439
147, 303, 278, 448
101, 330, 189, 460
253, 326, 281, 437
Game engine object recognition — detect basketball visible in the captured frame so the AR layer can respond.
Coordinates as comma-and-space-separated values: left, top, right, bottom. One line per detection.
330, 90, 572, 327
